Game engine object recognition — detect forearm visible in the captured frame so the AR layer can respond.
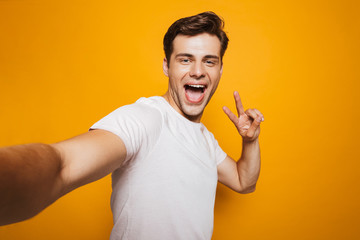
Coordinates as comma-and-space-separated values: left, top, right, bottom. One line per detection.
0, 143, 64, 226
237, 138, 261, 193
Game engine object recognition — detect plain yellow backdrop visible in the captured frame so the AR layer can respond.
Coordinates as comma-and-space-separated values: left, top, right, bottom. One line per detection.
1, 0, 359, 239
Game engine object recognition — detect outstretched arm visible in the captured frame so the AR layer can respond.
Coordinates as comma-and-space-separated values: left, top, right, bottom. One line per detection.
217, 91, 264, 194
0, 129, 126, 226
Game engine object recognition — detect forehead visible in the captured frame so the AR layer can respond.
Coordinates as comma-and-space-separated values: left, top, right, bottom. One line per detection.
172, 33, 221, 57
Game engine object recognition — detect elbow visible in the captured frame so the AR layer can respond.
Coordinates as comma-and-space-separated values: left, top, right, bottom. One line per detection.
237, 184, 257, 194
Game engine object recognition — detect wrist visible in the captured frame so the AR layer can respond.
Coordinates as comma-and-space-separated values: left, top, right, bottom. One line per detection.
243, 137, 259, 145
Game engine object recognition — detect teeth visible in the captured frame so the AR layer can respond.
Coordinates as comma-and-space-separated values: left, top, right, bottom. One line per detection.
187, 84, 205, 88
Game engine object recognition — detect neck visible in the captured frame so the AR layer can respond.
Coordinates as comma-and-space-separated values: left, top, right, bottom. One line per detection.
162, 91, 203, 123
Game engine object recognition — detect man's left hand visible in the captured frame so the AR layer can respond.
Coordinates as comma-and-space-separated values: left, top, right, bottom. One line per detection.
222, 91, 264, 143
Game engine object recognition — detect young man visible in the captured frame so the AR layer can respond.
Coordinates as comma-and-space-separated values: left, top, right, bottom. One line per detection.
0, 12, 264, 239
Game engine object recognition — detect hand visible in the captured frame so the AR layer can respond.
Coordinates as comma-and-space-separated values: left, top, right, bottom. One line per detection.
223, 91, 264, 143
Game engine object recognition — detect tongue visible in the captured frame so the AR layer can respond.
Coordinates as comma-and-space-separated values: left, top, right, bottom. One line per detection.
185, 87, 204, 102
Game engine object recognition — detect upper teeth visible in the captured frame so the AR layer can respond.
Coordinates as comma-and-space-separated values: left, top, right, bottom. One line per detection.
188, 85, 205, 88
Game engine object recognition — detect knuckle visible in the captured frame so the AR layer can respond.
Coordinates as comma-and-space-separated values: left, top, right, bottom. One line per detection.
246, 132, 254, 138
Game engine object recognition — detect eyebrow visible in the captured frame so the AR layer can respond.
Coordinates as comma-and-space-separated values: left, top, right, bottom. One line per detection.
175, 53, 193, 58
203, 55, 220, 60
175, 53, 219, 60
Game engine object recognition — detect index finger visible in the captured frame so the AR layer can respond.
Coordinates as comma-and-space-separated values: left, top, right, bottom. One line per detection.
234, 91, 245, 116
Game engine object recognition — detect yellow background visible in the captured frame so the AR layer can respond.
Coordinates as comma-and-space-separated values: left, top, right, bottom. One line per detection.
1, 0, 359, 239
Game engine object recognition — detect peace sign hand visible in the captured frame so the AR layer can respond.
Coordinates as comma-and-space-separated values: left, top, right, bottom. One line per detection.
222, 91, 264, 143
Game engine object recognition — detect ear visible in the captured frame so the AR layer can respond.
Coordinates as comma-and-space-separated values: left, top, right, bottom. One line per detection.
220, 63, 223, 76
163, 58, 169, 77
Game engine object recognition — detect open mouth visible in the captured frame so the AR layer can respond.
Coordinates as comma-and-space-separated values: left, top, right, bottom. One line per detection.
184, 84, 206, 103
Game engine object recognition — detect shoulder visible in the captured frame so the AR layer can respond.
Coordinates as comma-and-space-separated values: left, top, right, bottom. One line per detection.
105, 97, 163, 125
98, 97, 166, 139
90, 97, 165, 161
90, 97, 165, 135
102, 98, 161, 122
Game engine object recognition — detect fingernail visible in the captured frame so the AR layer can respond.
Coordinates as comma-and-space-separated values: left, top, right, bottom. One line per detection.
261, 117, 264, 121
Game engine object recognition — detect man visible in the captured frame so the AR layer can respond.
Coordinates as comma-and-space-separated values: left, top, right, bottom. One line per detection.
0, 11, 264, 239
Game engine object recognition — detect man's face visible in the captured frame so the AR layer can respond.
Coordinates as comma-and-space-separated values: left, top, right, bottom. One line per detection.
163, 33, 223, 122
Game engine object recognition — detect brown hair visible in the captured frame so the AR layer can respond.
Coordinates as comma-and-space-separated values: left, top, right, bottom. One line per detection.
163, 11, 229, 67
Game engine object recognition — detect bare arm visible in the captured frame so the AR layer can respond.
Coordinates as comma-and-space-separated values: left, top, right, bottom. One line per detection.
0, 143, 63, 225
0, 129, 126, 226
217, 140, 261, 194
217, 91, 264, 194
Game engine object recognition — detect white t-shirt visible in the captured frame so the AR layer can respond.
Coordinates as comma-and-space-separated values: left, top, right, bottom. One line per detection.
91, 96, 227, 240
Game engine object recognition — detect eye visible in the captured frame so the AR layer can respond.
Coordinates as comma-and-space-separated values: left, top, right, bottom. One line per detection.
205, 60, 216, 66
177, 57, 192, 65
181, 58, 191, 64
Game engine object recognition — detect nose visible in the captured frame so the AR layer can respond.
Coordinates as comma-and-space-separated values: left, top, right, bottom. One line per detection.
189, 62, 206, 79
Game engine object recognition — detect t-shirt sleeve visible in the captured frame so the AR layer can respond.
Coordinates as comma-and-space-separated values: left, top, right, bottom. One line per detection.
90, 100, 162, 165
206, 130, 227, 165
214, 138, 227, 165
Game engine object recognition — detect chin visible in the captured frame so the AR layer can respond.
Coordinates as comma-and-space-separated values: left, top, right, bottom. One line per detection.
182, 104, 205, 121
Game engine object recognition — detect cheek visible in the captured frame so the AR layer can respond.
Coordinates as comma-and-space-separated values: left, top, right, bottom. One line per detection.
209, 69, 221, 82
169, 67, 188, 82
